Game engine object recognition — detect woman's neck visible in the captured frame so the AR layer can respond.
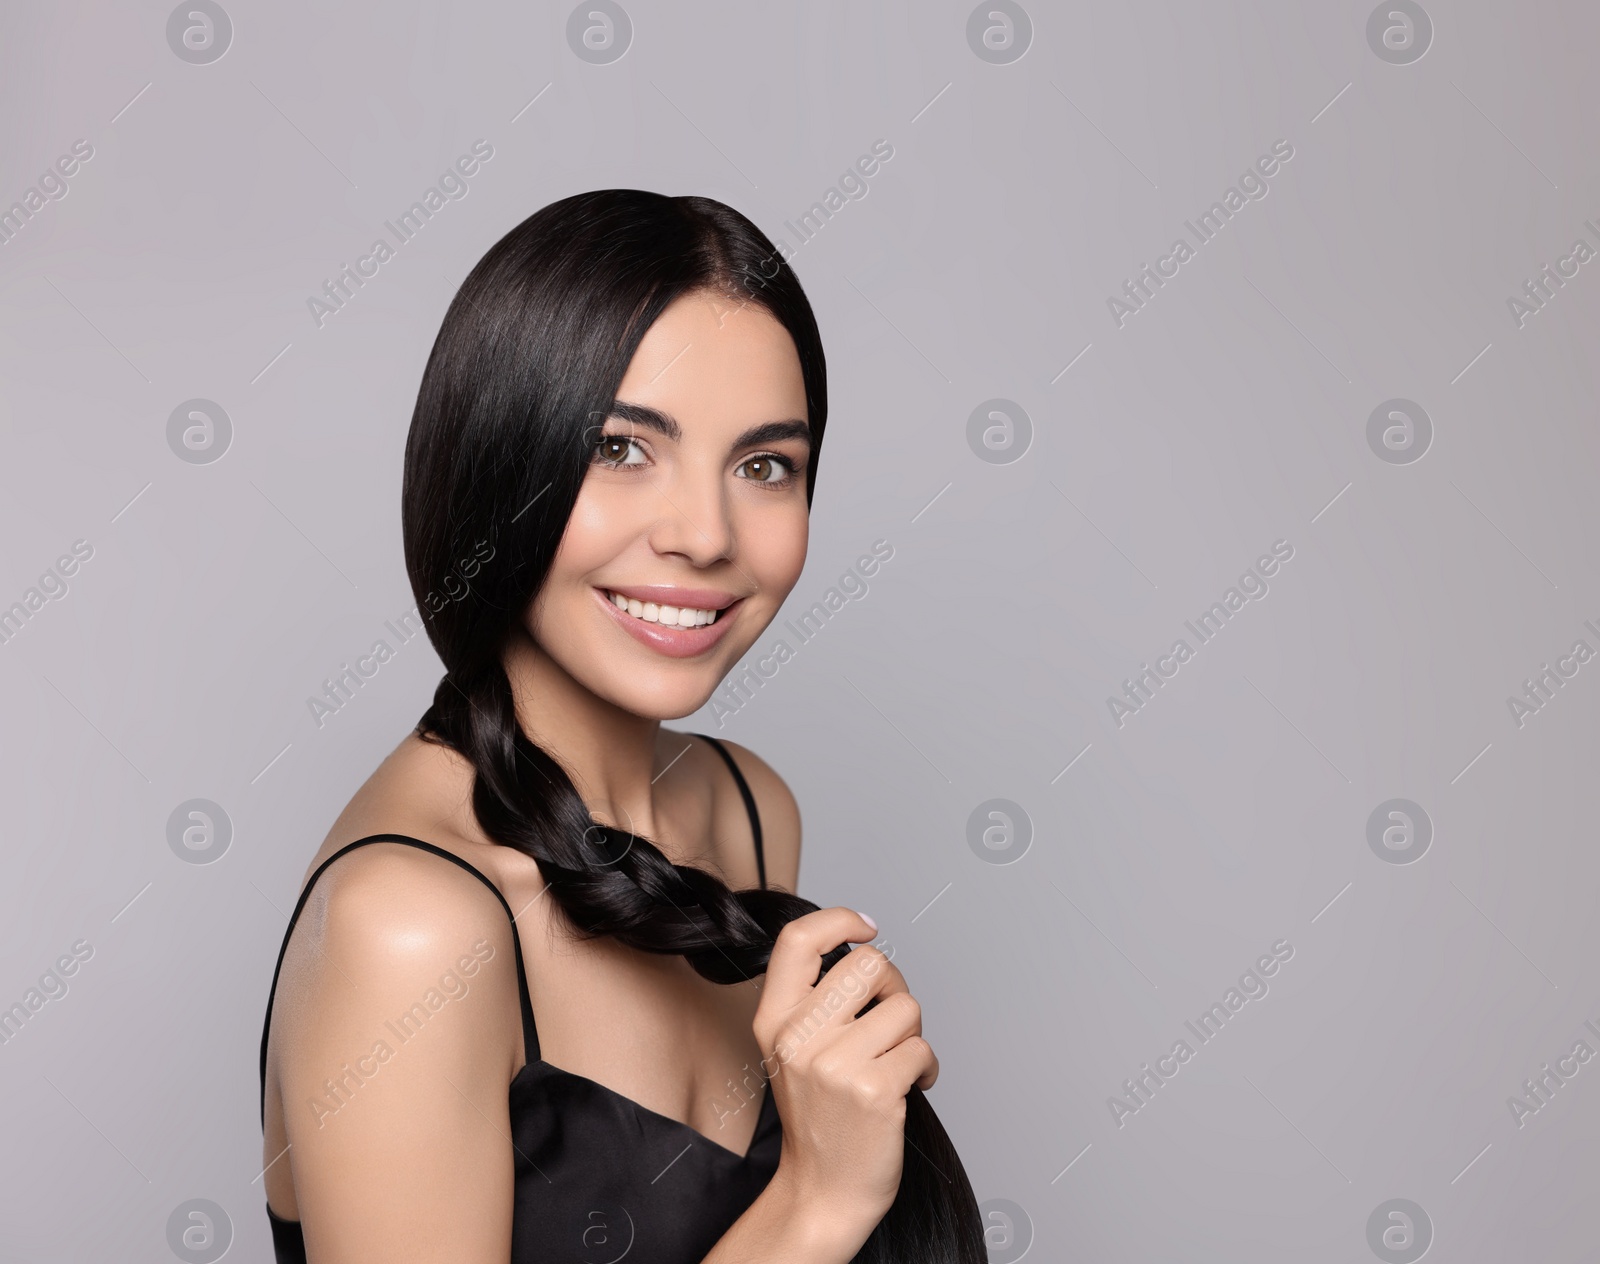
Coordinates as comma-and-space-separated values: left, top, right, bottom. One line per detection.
501, 629, 675, 842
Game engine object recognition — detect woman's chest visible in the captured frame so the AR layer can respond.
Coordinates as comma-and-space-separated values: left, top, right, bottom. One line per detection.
514, 890, 772, 1153
507, 1052, 782, 1264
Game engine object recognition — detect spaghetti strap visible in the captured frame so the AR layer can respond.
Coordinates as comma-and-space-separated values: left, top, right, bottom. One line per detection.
690, 734, 766, 891
258, 833, 540, 1126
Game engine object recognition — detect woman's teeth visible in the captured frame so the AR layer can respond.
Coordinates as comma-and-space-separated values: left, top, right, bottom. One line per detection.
607, 591, 721, 627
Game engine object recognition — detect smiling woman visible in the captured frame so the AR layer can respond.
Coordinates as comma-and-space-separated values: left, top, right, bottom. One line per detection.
522, 293, 813, 698
258, 190, 984, 1264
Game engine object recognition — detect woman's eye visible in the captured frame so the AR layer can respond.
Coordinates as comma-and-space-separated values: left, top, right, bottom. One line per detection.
737, 454, 795, 486
593, 438, 796, 486
593, 435, 647, 467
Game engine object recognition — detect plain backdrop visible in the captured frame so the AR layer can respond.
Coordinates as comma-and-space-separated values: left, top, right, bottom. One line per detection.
1, 1, 1597, 1260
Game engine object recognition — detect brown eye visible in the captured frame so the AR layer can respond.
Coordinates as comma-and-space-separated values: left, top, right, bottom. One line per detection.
738, 454, 795, 485
593, 435, 646, 467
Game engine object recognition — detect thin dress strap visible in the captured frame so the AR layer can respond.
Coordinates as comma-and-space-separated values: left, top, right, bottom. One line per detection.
259, 834, 540, 1126
690, 734, 766, 891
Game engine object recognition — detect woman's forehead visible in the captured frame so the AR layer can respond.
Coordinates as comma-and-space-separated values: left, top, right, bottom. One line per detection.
616, 292, 806, 424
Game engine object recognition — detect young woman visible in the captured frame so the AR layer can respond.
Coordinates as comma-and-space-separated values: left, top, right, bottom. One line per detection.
258, 190, 983, 1263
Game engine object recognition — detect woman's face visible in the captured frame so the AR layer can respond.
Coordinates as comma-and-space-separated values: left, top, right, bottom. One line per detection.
526, 287, 813, 720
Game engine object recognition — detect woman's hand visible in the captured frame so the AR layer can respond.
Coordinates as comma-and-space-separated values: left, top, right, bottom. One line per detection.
751, 907, 939, 1244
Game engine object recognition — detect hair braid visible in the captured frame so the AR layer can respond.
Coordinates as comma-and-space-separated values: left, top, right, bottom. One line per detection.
419, 663, 803, 981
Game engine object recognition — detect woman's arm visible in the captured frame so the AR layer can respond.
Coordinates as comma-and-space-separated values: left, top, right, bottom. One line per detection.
701, 908, 940, 1264
698, 1163, 866, 1263
269, 843, 527, 1262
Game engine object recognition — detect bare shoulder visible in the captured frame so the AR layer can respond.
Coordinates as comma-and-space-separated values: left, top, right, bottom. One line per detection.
264, 840, 525, 1248
299, 840, 515, 958
272, 840, 525, 1076
699, 735, 802, 892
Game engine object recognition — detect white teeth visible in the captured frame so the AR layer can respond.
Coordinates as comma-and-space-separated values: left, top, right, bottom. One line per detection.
609, 591, 720, 627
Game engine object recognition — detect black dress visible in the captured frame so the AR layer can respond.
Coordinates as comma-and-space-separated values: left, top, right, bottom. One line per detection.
259, 733, 780, 1262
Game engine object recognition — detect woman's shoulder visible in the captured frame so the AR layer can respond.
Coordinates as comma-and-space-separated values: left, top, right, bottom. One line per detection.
299, 834, 515, 942
269, 831, 528, 1082
677, 730, 803, 891
302, 729, 531, 900
263, 830, 528, 1236
282, 831, 522, 1006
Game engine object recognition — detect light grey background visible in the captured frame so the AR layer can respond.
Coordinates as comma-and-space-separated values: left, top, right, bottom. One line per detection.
2, 1, 1596, 1260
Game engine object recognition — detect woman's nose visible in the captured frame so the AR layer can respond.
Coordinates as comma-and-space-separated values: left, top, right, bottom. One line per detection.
645, 464, 735, 566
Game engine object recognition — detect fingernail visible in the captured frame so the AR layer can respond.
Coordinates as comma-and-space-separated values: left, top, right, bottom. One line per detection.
860, 912, 877, 931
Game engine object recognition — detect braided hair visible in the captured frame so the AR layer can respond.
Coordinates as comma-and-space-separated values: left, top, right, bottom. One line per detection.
401, 190, 983, 1263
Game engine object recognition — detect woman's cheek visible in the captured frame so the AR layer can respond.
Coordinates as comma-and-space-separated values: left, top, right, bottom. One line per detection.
757, 508, 809, 592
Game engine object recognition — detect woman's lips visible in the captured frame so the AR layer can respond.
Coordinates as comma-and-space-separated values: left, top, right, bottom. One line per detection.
593, 587, 745, 659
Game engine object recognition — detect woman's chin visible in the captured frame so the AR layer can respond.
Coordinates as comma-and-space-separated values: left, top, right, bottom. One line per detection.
596, 672, 730, 723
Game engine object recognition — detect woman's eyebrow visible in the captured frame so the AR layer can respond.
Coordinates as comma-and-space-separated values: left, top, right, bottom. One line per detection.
606, 401, 810, 450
